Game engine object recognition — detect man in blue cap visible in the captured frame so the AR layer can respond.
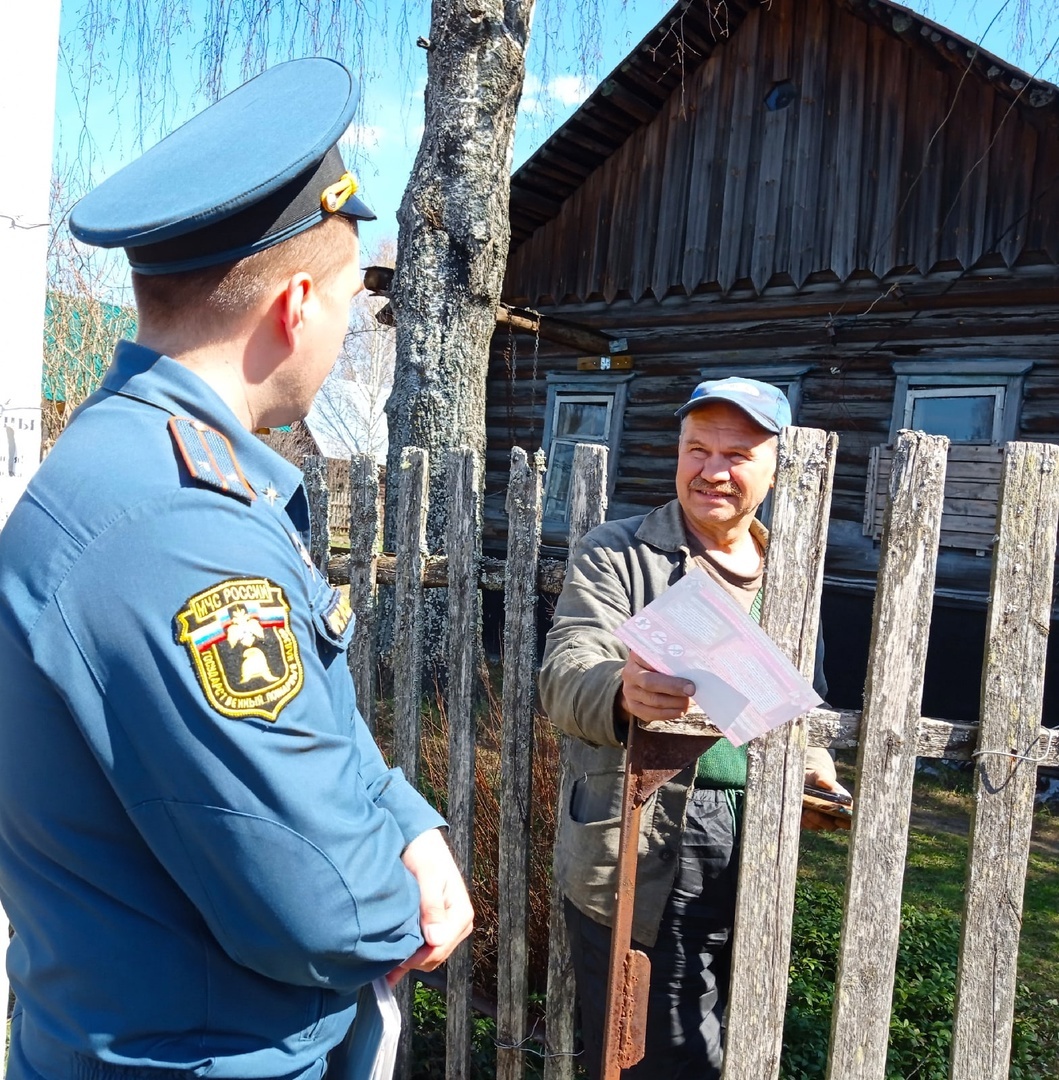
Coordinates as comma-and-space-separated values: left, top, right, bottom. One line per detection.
540, 377, 849, 1080
0, 58, 472, 1080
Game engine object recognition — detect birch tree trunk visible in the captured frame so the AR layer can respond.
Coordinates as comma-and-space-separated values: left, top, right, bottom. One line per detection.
387, 0, 535, 655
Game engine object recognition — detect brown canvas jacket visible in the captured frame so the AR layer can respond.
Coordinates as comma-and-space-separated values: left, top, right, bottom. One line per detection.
540, 498, 827, 945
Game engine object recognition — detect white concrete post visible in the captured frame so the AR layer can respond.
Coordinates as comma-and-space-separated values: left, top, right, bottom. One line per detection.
0, 2, 62, 530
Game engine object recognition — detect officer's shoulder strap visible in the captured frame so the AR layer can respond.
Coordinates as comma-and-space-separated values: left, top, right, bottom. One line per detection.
168, 416, 256, 504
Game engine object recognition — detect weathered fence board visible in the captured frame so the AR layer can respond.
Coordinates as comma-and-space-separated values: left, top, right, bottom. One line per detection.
347, 453, 380, 732
496, 449, 545, 1080
391, 446, 428, 1080
724, 427, 838, 1080
444, 448, 481, 1080
303, 454, 330, 574
828, 431, 950, 1080
543, 443, 609, 1080
950, 440, 1059, 1080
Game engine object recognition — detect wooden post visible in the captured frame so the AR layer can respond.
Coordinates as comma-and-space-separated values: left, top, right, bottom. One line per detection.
302, 455, 330, 575
496, 447, 544, 1080
444, 448, 481, 1080
950, 441, 1059, 1080
826, 431, 949, 1080
391, 446, 428, 1080
347, 454, 380, 732
544, 443, 609, 1080
724, 427, 838, 1080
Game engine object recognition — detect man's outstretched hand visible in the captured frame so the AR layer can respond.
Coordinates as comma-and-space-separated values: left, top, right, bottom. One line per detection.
619, 650, 697, 725
387, 828, 474, 986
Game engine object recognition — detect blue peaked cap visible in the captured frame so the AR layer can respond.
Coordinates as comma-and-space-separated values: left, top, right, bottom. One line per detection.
69, 58, 375, 275
675, 377, 792, 433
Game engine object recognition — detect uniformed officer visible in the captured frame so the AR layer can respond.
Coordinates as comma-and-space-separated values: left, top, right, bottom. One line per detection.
0, 58, 472, 1080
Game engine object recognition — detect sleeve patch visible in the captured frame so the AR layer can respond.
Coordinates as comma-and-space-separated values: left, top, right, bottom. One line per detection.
174, 578, 303, 722
169, 417, 256, 503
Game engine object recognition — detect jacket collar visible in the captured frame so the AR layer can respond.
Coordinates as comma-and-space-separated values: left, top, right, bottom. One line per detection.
101, 340, 305, 505
634, 497, 769, 554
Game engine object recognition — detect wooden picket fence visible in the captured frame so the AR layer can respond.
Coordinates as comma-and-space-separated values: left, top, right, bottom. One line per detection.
2, 428, 1057, 1080
301, 427, 1059, 1080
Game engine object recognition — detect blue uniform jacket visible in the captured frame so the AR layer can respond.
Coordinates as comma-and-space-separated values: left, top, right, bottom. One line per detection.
0, 342, 444, 1080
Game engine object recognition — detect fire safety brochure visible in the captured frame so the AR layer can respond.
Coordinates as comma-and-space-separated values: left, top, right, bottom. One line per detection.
614, 566, 821, 747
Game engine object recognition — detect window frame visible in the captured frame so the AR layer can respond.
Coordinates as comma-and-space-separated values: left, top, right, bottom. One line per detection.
889, 360, 1030, 445
541, 373, 631, 528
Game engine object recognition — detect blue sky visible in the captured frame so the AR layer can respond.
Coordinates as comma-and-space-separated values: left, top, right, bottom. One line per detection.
52, 0, 1057, 265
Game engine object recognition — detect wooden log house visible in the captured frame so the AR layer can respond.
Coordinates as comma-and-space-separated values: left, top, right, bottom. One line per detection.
484, 0, 1059, 725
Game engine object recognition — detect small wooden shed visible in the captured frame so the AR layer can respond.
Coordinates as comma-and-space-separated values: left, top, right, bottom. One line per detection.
485, 0, 1059, 724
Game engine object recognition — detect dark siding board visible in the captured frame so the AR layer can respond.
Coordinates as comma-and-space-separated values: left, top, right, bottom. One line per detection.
652, 89, 696, 299
704, 37, 740, 286
871, 34, 909, 277
773, 0, 808, 279
856, 25, 884, 273
789, 0, 830, 287
683, 56, 724, 295
997, 104, 1036, 267
812, 3, 842, 285
552, 184, 578, 303
734, 12, 769, 291
605, 140, 637, 305
911, 66, 947, 274
631, 121, 665, 302
718, 5, 763, 293
1029, 123, 1059, 262
939, 72, 991, 269
750, 0, 795, 292
581, 167, 608, 303
830, 9, 868, 282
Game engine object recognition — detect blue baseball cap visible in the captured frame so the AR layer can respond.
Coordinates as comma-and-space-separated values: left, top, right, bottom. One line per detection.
69, 58, 375, 275
674, 377, 791, 433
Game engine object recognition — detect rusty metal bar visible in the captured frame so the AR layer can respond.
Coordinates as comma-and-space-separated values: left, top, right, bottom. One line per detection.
600, 721, 719, 1078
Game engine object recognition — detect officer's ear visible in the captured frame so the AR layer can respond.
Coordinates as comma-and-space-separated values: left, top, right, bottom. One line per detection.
278, 272, 315, 350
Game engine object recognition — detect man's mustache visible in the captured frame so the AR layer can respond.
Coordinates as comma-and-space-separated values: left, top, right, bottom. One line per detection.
690, 481, 740, 497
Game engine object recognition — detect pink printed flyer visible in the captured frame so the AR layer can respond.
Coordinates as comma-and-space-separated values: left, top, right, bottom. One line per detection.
613, 567, 821, 746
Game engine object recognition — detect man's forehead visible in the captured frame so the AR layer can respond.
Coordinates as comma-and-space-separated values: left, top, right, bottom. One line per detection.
679, 400, 778, 442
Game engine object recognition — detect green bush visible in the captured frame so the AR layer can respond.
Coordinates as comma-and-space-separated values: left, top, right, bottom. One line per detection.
782, 881, 1059, 1080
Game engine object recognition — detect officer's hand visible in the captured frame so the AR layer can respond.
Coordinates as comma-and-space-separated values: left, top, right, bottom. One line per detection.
619, 651, 697, 725
386, 828, 474, 986
801, 749, 853, 832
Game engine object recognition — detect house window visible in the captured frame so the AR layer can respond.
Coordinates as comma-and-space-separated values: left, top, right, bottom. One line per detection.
542, 375, 630, 526
865, 360, 1032, 554
890, 361, 1030, 444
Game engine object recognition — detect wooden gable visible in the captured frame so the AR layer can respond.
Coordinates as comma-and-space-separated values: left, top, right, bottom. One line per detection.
504, 0, 1059, 308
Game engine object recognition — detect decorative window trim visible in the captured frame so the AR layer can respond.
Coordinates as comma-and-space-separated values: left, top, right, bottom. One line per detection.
541, 373, 632, 526
889, 360, 1031, 444
696, 362, 811, 421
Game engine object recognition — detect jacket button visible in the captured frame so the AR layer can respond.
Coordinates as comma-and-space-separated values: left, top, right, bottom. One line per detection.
659, 849, 674, 862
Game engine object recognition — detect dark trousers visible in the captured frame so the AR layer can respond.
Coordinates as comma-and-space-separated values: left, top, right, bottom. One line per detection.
564, 787, 740, 1080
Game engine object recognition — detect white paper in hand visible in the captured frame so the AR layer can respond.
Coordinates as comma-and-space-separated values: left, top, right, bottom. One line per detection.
614, 566, 821, 746
329, 978, 401, 1080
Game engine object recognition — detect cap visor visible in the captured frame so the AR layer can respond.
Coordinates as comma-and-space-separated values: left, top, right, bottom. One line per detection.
339, 194, 376, 222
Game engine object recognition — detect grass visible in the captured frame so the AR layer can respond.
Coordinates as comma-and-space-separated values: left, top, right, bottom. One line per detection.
798, 760, 1059, 1002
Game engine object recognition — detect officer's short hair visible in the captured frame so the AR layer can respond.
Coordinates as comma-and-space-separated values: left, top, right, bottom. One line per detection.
132, 214, 358, 332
